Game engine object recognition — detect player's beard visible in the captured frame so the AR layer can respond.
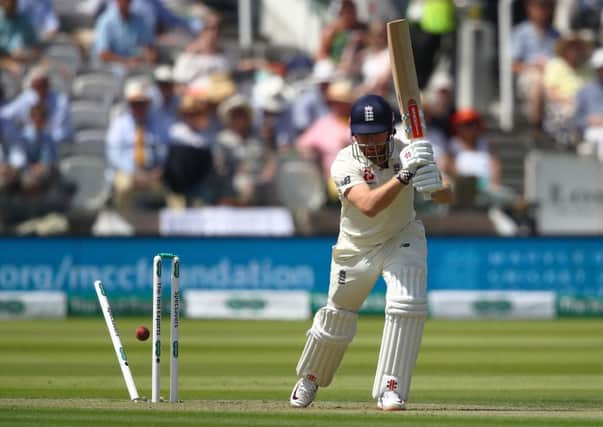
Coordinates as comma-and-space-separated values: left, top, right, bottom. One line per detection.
352, 136, 393, 168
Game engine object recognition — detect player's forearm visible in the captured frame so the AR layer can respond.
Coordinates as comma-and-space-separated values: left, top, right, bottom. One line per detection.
351, 176, 406, 217
512, 60, 525, 74
144, 47, 158, 64
430, 186, 453, 204
428, 174, 453, 204
100, 51, 132, 64
490, 158, 502, 187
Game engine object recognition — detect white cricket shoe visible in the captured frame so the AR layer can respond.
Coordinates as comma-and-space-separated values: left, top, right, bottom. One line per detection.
289, 376, 318, 408
377, 390, 406, 411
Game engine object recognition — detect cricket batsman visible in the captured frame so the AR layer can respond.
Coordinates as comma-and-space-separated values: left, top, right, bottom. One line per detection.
289, 94, 452, 410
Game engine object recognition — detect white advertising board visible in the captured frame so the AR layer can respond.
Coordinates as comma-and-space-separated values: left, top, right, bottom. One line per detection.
185, 290, 310, 320
525, 152, 603, 234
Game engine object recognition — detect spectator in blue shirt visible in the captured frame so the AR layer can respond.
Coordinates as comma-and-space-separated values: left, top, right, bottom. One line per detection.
291, 59, 335, 135
5, 102, 60, 192
151, 64, 179, 131
574, 48, 603, 156
0, 84, 18, 195
0, 102, 74, 228
0, 0, 39, 74
0, 65, 72, 145
129, 0, 202, 36
97, 0, 202, 35
18, 0, 59, 41
511, 0, 560, 127
93, 0, 157, 72
106, 79, 169, 210
16, 103, 58, 169
570, 0, 603, 45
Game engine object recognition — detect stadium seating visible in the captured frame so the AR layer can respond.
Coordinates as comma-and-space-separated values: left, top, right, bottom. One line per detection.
69, 99, 110, 131
59, 155, 111, 212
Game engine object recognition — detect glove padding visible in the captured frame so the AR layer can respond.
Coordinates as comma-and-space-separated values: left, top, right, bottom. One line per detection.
400, 140, 434, 173
413, 163, 443, 193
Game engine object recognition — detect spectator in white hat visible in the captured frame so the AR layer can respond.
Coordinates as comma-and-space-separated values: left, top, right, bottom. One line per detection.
105, 78, 169, 210
151, 64, 180, 129
253, 75, 295, 149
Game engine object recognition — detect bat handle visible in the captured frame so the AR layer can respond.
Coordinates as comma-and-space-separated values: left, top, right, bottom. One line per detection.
420, 160, 436, 201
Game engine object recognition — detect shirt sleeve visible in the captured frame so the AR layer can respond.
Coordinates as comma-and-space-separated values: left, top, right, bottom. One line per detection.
573, 86, 588, 133
0, 91, 37, 122
8, 143, 26, 169
21, 16, 39, 48
137, 14, 155, 45
94, 14, 110, 54
41, 1, 59, 36
291, 92, 313, 132
542, 58, 563, 92
330, 150, 365, 198
50, 93, 73, 143
511, 24, 525, 62
172, 53, 192, 83
295, 121, 319, 151
153, 0, 200, 34
106, 117, 133, 174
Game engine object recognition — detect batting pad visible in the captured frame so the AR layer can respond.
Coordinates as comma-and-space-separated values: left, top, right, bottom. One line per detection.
296, 306, 357, 387
372, 267, 427, 400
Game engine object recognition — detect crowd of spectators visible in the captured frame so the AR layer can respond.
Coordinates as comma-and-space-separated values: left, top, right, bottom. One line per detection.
512, 0, 603, 153
0, 0, 602, 235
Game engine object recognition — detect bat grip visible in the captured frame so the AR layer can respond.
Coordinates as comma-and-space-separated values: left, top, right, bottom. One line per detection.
410, 139, 432, 201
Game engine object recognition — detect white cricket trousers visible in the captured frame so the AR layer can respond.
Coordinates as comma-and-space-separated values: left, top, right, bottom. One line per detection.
327, 220, 427, 312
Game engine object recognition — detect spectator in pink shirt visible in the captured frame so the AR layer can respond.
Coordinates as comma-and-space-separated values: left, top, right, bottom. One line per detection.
296, 80, 355, 194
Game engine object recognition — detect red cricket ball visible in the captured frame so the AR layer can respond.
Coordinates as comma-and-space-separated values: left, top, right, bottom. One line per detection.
136, 326, 150, 341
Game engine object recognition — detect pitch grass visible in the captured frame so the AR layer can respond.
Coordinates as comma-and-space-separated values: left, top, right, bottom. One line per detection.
0, 318, 602, 426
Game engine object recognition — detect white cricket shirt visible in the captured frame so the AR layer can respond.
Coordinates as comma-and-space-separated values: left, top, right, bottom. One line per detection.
331, 138, 415, 251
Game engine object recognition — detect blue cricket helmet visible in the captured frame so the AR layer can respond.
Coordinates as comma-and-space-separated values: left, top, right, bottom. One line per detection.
350, 94, 395, 135
350, 94, 396, 166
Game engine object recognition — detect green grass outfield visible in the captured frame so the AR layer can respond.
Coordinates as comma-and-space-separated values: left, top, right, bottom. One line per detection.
0, 317, 602, 426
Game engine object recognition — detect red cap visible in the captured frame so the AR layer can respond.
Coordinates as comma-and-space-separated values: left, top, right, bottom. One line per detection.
451, 108, 482, 134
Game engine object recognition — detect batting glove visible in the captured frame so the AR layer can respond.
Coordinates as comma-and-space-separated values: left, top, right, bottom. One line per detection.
412, 163, 443, 193
399, 140, 434, 174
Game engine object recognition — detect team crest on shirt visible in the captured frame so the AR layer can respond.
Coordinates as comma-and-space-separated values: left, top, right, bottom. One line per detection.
363, 167, 376, 183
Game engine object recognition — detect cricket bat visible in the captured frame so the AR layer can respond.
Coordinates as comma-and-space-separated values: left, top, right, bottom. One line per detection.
387, 19, 431, 198
386, 19, 425, 141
